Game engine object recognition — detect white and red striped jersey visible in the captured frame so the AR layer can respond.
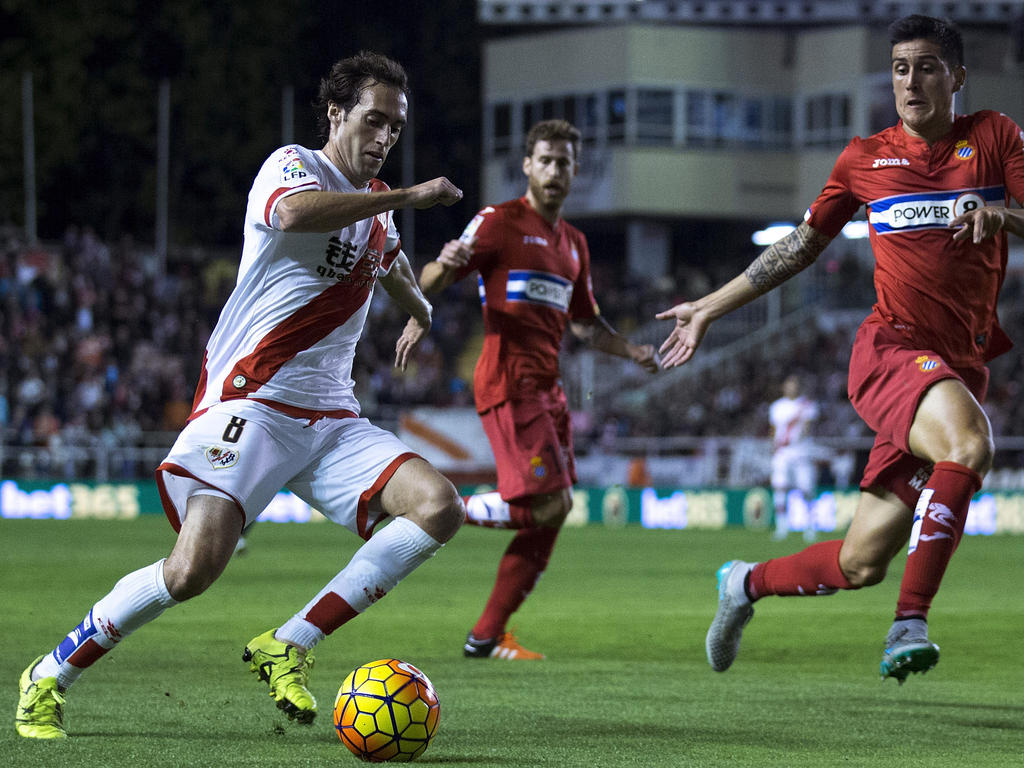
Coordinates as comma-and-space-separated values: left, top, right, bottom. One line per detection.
770, 395, 819, 450
190, 144, 401, 418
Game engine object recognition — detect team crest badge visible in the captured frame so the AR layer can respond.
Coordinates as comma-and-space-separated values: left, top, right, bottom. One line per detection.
206, 445, 239, 469
529, 455, 547, 479
954, 140, 974, 160
915, 355, 941, 372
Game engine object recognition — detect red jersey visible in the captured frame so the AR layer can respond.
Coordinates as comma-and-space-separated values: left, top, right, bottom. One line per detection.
805, 110, 1024, 366
454, 197, 600, 412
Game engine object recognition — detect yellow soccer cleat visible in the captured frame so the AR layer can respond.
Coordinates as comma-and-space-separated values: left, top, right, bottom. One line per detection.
242, 629, 317, 723
15, 656, 68, 739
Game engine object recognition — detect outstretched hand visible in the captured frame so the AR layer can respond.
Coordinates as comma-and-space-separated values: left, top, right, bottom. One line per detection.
394, 316, 429, 371
410, 177, 463, 209
654, 302, 710, 368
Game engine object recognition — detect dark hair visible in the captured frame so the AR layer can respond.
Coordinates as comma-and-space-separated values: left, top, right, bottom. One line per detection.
888, 14, 964, 69
525, 119, 582, 161
314, 51, 410, 141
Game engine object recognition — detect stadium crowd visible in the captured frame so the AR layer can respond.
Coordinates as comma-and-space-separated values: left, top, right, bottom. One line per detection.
2, 226, 1023, 480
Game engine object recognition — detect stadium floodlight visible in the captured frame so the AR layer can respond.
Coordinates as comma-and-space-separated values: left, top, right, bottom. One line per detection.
751, 223, 795, 246
841, 220, 870, 239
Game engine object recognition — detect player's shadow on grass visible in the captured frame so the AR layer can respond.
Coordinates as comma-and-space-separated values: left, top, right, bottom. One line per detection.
902, 699, 1024, 729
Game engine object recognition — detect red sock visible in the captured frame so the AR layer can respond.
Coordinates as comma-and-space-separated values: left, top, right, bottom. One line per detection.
749, 539, 854, 599
895, 461, 980, 619
472, 527, 559, 639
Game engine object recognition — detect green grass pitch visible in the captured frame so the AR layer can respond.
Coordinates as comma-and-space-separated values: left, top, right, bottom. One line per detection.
2, 517, 1022, 767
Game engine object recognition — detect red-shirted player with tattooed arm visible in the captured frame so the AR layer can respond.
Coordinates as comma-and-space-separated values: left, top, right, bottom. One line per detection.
421, 120, 659, 660
658, 15, 1024, 684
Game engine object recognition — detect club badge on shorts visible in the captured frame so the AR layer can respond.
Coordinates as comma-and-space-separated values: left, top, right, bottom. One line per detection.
529, 455, 547, 480
915, 355, 941, 372
206, 445, 239, 469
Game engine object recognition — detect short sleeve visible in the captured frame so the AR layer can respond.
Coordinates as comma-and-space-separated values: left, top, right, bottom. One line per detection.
567, 233, 599, 321
378, 213, 402, 274
994, 112, 1024, 206
454, 206, 501, 280
803, 141, 863, 238
251, 146, 323, 230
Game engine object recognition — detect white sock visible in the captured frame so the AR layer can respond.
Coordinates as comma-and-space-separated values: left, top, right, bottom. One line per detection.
34, 560, 178, 689
277, 517, 443, 649
464, 491, 510, 526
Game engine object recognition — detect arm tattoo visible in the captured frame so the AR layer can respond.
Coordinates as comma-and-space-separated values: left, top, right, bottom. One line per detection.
744, 223, 832, 294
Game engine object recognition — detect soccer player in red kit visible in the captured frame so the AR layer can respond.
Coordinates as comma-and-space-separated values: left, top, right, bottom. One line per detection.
420, 120, 658, 659
657, 15, 1024, 683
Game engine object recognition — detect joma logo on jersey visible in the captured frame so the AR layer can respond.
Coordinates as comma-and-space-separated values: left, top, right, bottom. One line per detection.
872, 157, 910, 168
523, 235, 548, 247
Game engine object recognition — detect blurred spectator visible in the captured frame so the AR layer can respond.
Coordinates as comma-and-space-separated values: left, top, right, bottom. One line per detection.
3, 224, 1024, 481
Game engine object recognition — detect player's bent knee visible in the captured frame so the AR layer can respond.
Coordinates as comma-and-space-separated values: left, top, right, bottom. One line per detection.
531, 507, 568, 528
840, 560, 887, 588
530, 494, 571, 528
162, 561, 219, 602
949, 432, 994, 476
414, 480, 465, 542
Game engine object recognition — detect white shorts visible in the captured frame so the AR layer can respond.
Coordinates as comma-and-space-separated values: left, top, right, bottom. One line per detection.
156, 400, 419, 539
770, 445, 817, 496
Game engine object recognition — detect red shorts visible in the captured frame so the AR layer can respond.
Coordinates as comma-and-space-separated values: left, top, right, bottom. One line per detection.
848, 317, 989, 508
478, 378, 576, 502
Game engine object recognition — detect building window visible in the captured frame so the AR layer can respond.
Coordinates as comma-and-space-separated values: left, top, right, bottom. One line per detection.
804, 93, 851, 147
607, 89, 627, 143
579, 93, 601, 146
487, 87, 796, 155
560, 95, 577, 126
712, 92, 742, 146
492, 102, 512, 155
742, 99, 762, 146
766, 96, 793, 148
636, 89, 674, 144
540, 97, 558, 121
524, 101, 541, 138
685, 90, 711, 145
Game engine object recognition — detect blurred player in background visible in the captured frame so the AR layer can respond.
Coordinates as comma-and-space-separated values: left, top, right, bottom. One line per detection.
769, 374, 820, 541
657, 15, 1024, 683
16, 51, 466, 739
420, 120, 659, 660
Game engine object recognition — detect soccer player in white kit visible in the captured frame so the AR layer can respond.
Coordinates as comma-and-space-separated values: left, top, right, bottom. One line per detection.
768, 374, 820, 541
16, 51, 465, 738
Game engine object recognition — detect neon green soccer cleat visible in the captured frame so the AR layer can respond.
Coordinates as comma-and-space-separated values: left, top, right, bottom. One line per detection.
15, 656, 67, 739
242, 629, 317, 724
